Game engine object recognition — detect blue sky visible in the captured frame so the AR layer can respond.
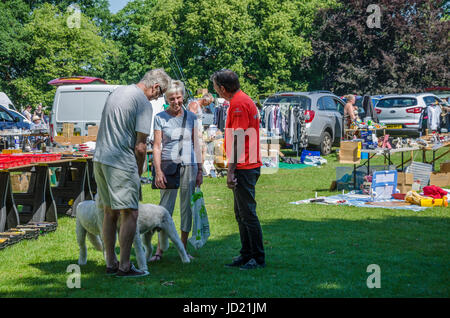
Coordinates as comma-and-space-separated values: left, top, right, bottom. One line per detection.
108, 0, 131, 13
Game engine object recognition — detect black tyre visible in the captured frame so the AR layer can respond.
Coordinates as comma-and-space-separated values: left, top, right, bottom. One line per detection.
320, 131, 332, 156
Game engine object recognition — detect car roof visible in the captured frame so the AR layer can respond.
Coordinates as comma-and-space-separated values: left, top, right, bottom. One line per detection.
271, 91, 339, 98
379, 93, 436, 99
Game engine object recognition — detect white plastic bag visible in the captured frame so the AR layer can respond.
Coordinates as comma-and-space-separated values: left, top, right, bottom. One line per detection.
188, 187, 210, 249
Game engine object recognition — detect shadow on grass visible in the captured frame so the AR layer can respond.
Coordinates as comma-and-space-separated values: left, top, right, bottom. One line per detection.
1, 214, 448, 298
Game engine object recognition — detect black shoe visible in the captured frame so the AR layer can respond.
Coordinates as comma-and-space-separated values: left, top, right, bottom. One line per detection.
116, 263, 149, 278
225, 256, 249, 268
239, 258, 265, 270
106, 266, 119, 275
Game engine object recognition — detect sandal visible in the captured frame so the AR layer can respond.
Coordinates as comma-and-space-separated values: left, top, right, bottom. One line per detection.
149, 254, 162, 262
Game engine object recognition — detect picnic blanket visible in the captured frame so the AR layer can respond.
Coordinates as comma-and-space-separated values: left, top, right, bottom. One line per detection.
290, 193, 428, 212
279, 162, 309, 170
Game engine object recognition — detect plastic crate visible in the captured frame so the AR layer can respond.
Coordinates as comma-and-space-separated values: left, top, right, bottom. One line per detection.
336, 165, 397, 191
0, 159, 11, 169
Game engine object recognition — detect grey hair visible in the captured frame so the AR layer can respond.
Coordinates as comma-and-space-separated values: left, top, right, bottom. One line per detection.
139, 68, 171, 92
165, 80, 186, 98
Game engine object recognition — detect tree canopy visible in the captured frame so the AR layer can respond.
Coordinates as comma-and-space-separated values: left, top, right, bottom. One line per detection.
309, 0, 450, 95
0, 0, 448, 108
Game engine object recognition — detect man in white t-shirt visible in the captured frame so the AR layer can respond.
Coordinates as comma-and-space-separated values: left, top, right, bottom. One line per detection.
93, 69, 171, 278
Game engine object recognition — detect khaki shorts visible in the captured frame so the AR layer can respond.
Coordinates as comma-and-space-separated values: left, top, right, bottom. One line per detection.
93, 161, 140, 210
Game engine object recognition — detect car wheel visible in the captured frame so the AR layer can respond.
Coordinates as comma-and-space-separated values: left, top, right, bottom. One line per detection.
320, 131, 332, 156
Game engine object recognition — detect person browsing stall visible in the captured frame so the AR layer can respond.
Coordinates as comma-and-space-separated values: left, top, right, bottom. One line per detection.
344, 94, 358, 128
211, 69, 265, 270
22, 105, 32, 122
93, 68, 171, 278
151, 80, 203, 261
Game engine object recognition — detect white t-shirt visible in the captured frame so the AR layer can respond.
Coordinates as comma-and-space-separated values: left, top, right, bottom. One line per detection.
94, 85, 153, 172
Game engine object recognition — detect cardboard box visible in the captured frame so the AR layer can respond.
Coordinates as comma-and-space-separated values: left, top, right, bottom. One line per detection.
430, 172, 450, 188
397, 172, 414, 193
82, 136, 97, 142
440, 162, 450, 173
63, 123, 74, 138
269, 143, 280, 152
53, 136, 70, 145
260, 143, 269, 151
10, 174, 29, 192
339, 141, 361, 164
269, 149, 279, 157
87, 125, 98, 136
70, 136, 83, 145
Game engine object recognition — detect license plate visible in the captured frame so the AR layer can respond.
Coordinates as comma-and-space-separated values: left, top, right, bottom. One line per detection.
386, 125, 402, 129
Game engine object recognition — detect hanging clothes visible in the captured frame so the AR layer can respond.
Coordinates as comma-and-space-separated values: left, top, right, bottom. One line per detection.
362, 95, 378, 122
427, 104, 441, 131
261, 103, 308, 146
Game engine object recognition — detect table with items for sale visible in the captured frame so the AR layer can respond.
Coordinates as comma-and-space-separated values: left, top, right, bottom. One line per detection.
339, 132, 450, 191
0, 153, 95, 233
419, 140, 450, 171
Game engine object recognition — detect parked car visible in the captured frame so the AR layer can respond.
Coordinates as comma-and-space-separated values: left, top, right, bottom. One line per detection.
374, 93, 447, 135
50, 84, 165, 140
0, 104, 31, 130
263, 91, 346, 155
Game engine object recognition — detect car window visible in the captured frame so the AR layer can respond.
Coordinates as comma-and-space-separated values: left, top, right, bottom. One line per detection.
423, 96, 439, 106
318, 96, 337, 111
376, 97, 417, 108
0, 108, 14, 122
317, 97, 325, 110
265, 95, 311, 109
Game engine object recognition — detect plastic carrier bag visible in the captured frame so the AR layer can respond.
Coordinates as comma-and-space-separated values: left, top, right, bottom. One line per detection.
188, 187, 210, 249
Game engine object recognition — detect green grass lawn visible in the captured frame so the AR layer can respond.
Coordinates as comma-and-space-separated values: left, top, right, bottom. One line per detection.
0, 148, 449, 297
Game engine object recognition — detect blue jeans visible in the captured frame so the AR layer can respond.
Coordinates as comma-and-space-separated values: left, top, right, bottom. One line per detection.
233, 167, 265, 264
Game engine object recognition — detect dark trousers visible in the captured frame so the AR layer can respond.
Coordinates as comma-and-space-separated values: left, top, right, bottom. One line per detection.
233, 167, 265, 264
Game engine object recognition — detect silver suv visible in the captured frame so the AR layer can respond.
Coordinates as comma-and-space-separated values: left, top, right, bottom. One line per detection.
263, 91, 346, 155
375, 93, 447, 135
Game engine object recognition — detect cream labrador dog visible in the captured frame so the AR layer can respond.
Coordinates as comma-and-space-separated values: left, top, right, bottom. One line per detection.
76, 196, 190, 271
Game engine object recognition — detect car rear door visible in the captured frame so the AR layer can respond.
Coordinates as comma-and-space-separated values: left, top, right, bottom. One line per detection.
317, 96, 336, 139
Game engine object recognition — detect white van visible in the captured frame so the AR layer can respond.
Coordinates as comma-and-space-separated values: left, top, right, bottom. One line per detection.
50, 84, 165, 139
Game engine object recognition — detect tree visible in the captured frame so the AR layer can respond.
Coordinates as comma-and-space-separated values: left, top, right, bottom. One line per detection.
106, 0, 159, 85
0, 0, 31, 97
110, 0, 337, 97
308, 0, 450, 95
10, 3, 118, 106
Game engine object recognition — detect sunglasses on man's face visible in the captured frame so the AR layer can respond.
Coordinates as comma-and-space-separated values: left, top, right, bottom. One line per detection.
158, 86, 163, 98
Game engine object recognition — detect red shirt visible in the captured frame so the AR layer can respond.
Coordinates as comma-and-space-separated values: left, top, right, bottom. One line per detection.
225, 90, 262, 170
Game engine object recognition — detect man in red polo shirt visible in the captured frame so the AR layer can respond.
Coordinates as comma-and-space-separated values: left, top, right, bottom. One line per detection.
211, 69, 265, 270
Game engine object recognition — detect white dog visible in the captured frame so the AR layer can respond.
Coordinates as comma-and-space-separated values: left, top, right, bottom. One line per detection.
76, 197, 190, 272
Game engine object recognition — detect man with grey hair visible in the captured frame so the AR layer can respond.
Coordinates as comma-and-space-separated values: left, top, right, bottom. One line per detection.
93, 68, 171, 277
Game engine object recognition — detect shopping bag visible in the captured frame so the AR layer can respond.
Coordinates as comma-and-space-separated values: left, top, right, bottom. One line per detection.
188, 187, 210, 249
